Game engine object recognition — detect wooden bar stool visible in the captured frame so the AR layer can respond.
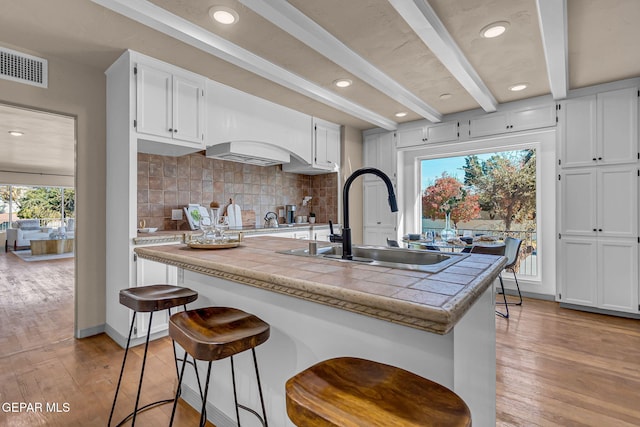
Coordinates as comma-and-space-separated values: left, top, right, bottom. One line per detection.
286, 357, 472, 427
108, 284, 198, 427
169, 307, 270, 427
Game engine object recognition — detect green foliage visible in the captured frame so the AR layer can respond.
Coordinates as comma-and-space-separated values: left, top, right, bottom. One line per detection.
462, 150, 536, 231
15, 187, 75, 219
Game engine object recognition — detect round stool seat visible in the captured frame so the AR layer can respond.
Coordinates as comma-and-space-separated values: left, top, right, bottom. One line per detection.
119, 284, 198, 312
169, 307, 270, 361
286, 357, 472, 427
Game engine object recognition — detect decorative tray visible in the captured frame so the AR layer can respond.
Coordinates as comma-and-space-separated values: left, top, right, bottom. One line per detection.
187, 241, 241, 249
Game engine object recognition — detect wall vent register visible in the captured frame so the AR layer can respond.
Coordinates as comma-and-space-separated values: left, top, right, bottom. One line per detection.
0, 46, 48, 88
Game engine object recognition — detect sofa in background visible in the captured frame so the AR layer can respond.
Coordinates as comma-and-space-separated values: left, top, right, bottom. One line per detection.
4, 219, 75, 251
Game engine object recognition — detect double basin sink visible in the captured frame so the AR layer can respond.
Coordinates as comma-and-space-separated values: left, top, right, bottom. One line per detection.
278, 244, 468, 273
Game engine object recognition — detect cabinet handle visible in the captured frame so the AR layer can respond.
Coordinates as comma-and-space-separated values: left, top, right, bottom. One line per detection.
168, 128, 173, 132
174, 129, 178, 133
598, 157, 602, 160
598, 228, 603, 232
593, 228, 597, 232
377, 221, 381, 225
592, 158, 597, 161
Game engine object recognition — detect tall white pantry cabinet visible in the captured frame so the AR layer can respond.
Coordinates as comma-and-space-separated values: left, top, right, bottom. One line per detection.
557, 86, 640, 314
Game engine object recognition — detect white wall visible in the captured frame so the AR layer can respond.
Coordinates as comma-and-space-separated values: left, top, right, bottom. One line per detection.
0, 43, 107, 337
399, 129, 557, 297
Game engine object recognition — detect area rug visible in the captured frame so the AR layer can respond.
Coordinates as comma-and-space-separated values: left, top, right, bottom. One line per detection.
12, 249, 75, 262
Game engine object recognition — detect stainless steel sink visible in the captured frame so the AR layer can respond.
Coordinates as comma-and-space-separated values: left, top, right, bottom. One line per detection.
278, 244, 468, 273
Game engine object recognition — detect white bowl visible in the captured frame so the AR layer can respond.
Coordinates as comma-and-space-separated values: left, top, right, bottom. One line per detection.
138, 227, 158, 233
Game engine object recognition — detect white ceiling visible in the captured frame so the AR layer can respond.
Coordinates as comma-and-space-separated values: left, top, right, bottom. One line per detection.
0, 0, 639, 171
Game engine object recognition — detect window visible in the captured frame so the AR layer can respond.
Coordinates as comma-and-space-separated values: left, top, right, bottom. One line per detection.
420, 149, 537, 277
0, 185, 75, 230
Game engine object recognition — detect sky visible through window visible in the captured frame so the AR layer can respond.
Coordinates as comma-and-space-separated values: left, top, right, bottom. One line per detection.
421, 152, 499, 189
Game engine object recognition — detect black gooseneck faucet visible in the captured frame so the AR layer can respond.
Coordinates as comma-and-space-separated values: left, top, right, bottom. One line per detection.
340, 167, 398, 260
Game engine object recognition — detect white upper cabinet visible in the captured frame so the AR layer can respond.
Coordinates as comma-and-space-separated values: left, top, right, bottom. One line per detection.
135, 62, 205, 150
469, 104, 556, 138
559, 87, 638, 168
313, 118, 341, 170
396, 121, 458, 148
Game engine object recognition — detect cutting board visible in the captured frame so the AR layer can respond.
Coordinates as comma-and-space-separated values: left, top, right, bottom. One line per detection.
241, 210, 256, 227
226, 200, 243, 227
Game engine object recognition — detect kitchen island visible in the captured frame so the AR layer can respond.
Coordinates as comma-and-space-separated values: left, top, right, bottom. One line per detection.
134, 236, 506, 427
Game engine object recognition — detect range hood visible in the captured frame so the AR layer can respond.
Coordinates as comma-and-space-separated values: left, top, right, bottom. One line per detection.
205, 141, 291, 167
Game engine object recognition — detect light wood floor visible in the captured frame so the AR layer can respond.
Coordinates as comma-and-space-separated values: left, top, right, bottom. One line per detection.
1, 250, 639, 426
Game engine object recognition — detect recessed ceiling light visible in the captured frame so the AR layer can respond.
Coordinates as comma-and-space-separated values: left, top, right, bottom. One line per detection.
333, 79, 352, 88
8, 130, 24, 137
394, 112, 408, 118
209, 6, 239, 25
439, 93, 452, 100
509, 83, 528, 92
480, 21, 510, 38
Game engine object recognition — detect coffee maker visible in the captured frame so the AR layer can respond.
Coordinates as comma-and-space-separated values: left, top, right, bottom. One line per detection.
285, 205, 296, 224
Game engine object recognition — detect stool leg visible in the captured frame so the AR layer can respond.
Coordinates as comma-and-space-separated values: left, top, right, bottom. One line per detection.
131, 311, 153, 426
230, 356, 241, 426
169, 350, 189, 427
251, 348, 268, 427
200, 362, 213, 427
108, 311, 137, 427
495, 274, 510, 319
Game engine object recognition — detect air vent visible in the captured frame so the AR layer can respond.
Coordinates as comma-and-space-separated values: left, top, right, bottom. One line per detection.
0, 46, 48, 88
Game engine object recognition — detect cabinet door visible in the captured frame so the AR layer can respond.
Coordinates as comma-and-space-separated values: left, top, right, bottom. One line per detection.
172, 74, 204, 144
469, 112, 509, 138
597, 166, 638, 238
363, 226, 396, 246
598, 239, 638, 313
363, 181, 397, 228
136, 64, 173, 139
559, 237, 597, 307
559, 96, 597, 168
396, 126, 424, 148
510, 104, 556, 132
135, 257, 178, 337
424, 121, 458, 144
315, 121, 340, 168
560, 169, 597, 236
597, 87, 638, 165
363, 132, 396, 181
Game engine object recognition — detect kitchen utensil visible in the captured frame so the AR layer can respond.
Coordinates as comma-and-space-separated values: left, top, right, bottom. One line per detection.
226, 198, 243, 228
264, 211, 279, 228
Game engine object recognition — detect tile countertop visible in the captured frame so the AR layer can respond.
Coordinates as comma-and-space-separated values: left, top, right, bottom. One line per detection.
134, 236, 506, 335
133, 223, 333, 245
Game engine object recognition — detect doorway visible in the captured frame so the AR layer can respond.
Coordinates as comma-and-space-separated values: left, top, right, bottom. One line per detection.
0, 103, 76, 336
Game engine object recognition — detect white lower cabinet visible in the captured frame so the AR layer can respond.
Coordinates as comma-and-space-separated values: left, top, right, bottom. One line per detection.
135, 251, 178, 337
559, 236, 638, 314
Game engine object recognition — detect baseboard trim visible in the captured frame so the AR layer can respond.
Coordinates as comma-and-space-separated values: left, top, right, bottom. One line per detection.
500, 288, 556, 301
76, 323, 105, 338
180, 384, 236, 427
104, 323, 169, 349
559, 303, 640, 319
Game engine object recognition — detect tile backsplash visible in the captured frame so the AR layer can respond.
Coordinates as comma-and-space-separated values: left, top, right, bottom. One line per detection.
137, 152, 338, 230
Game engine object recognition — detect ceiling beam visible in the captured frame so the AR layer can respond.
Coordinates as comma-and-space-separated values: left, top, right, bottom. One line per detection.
536, 0, 568, 99
388, 0, 498, 113
91, 0, 398, 130
238, 0, 442, 123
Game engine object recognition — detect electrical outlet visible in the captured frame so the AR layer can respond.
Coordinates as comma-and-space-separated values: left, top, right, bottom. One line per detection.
171, 209, 183, 220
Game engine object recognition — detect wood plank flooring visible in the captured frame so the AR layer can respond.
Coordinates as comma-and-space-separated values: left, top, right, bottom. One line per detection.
0, 251, 209, 426
0, 249, 639, 426
496, 297, 640, 426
